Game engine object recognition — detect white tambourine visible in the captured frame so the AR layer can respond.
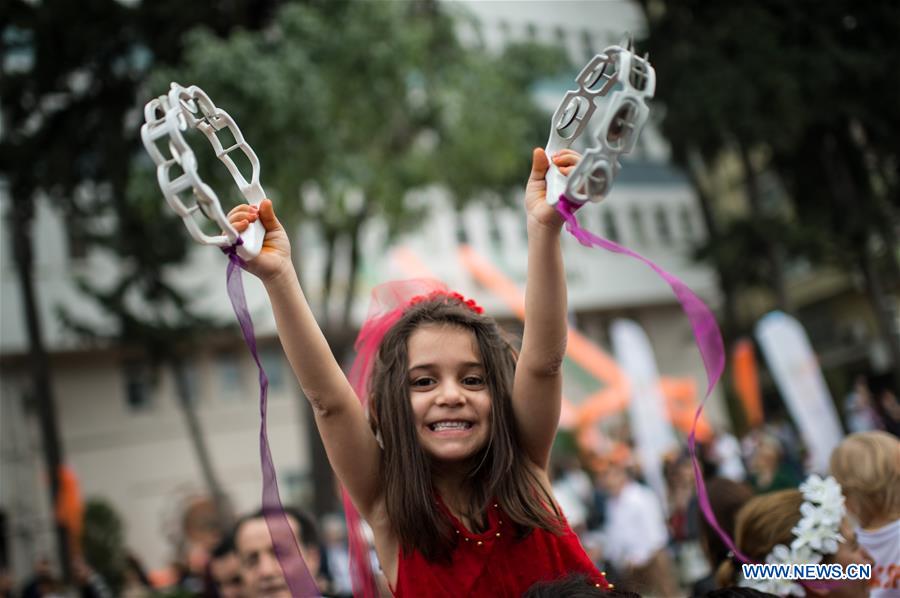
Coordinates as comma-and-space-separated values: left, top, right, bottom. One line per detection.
545, 37, 656, 206
140, 83, 265, 260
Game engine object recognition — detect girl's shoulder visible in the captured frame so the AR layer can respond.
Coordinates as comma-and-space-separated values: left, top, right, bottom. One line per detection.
523, 457, 553, 490
364, 496, 401, 591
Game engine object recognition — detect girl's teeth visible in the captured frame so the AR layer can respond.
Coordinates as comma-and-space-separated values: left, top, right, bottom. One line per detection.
431, 422, 471, 431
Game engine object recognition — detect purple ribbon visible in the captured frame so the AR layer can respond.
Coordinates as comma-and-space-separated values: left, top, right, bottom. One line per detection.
555, 197, 748, 561
222, 241, 321, 598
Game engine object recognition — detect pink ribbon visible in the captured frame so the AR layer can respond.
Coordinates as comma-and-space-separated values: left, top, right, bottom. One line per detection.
223, 242, 321, 597
554, 197, 748, 562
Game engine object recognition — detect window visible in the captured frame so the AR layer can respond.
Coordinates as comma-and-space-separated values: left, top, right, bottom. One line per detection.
259, 346, 285, 393
581, 30, 595, 59
488, 213, 502, 250
216, 351, 244, 401
455, 214, 469, 244
66, 217, 89, 260
123, 361, 156, 413
630, 207, 647, 244
655, 206, 673, 246
603, 210, 620, 242
554, 26, 566, 46
680, 207, 695, 239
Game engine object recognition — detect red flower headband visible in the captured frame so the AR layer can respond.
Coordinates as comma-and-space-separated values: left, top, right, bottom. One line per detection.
407, 290, 485, 314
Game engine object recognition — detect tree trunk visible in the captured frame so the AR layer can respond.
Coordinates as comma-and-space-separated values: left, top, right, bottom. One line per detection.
858, 248, 900, 391
307, 225, 341, 516
820, 133, 900, 389
168, 358, 231, 530
737, 142, 790, 313
841, 123, 900, 287
342, 221, 363, 329
7, 196, 71, 581
321, 229, 337, 327
304, 395, 338, 517
685, 149, 740, 338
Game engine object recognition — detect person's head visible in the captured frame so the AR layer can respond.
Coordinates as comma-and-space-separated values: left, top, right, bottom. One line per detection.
207, 535, 244, 598
703, 589, 779, 597
369, 293, 515, 468
830, 431, 900, 528
367, 292, 561, 561
233, 507, 321, 598
320, 513, 346, 546
749, 434, 782, 476
866, 372, 897, 403
591, 442, 633, 497
717, 488, 873, 597
663, 450, 694, 495
698, 477, 754, 570
522, 573, 640, 597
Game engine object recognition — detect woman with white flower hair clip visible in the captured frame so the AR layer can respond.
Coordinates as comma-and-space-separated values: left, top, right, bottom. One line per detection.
716, 475, 873, 597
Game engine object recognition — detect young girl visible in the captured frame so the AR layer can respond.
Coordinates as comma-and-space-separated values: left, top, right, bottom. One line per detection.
830, 431, 900, 597
228, 148, 610, 596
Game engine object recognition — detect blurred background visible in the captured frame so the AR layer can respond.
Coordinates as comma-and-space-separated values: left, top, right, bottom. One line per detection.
1, 0, 897, 595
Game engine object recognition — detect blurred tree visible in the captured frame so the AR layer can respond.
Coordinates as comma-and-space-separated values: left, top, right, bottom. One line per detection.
82, 499, 126, 594
0, 0, 278, 574
640, 0, 900, 385
139, 0, 568, 514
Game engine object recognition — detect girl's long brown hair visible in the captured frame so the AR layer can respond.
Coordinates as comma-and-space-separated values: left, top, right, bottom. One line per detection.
367, 296, 564, 562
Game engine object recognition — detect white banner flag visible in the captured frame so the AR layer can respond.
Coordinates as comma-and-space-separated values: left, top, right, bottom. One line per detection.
755, 311, 844, 473
610, 319, 678, 507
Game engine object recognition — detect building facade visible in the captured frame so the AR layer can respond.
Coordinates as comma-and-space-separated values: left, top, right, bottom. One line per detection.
1, 0, 726, 582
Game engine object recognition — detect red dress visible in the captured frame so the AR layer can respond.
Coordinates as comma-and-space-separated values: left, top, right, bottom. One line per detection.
392, 500, 609, 597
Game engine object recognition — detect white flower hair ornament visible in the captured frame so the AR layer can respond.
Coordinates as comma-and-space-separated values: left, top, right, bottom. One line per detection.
738, 475, 847, 596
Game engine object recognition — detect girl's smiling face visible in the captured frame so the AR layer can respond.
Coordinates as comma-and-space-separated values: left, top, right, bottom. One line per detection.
407, 324, 492, 463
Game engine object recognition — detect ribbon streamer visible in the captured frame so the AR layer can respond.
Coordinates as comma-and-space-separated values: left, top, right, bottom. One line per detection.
222, 242, 321, 598
554, 196, 743, 562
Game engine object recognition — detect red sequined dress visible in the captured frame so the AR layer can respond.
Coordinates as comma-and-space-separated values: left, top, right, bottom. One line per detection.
392, 499, 609, 597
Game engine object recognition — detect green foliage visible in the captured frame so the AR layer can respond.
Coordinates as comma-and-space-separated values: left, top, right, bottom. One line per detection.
1, 0, 278, 354
142, 1, 569, 240
431, 41, 569, 205
642, 0, 900, 303
82, 498, 126, 594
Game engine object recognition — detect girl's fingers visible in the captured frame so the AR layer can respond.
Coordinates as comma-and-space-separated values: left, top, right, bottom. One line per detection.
227, 205, 257, 226
528, 148, 551, 182
257, 198, 281, 231
228, 205, 251, 218
553, 152, 581, 167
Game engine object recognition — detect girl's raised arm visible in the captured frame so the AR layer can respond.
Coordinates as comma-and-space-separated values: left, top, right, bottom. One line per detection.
512, 148, 580, 470
230, 200, 383, 516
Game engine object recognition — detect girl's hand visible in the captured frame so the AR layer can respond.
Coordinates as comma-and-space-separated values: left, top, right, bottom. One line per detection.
227, 198, 293, 282
524, 148, 581, 230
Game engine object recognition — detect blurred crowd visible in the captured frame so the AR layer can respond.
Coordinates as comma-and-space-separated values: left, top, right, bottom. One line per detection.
6, 504, 359, 598
548, 371, 899, 596
3, 372, 898, 598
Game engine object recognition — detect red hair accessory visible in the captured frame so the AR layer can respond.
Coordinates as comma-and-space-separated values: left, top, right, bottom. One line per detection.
407, 290, 484, 314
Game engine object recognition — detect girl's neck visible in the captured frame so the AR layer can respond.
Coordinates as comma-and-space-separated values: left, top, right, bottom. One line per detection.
433, 473, 491, 534
433, 464, 472, 508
